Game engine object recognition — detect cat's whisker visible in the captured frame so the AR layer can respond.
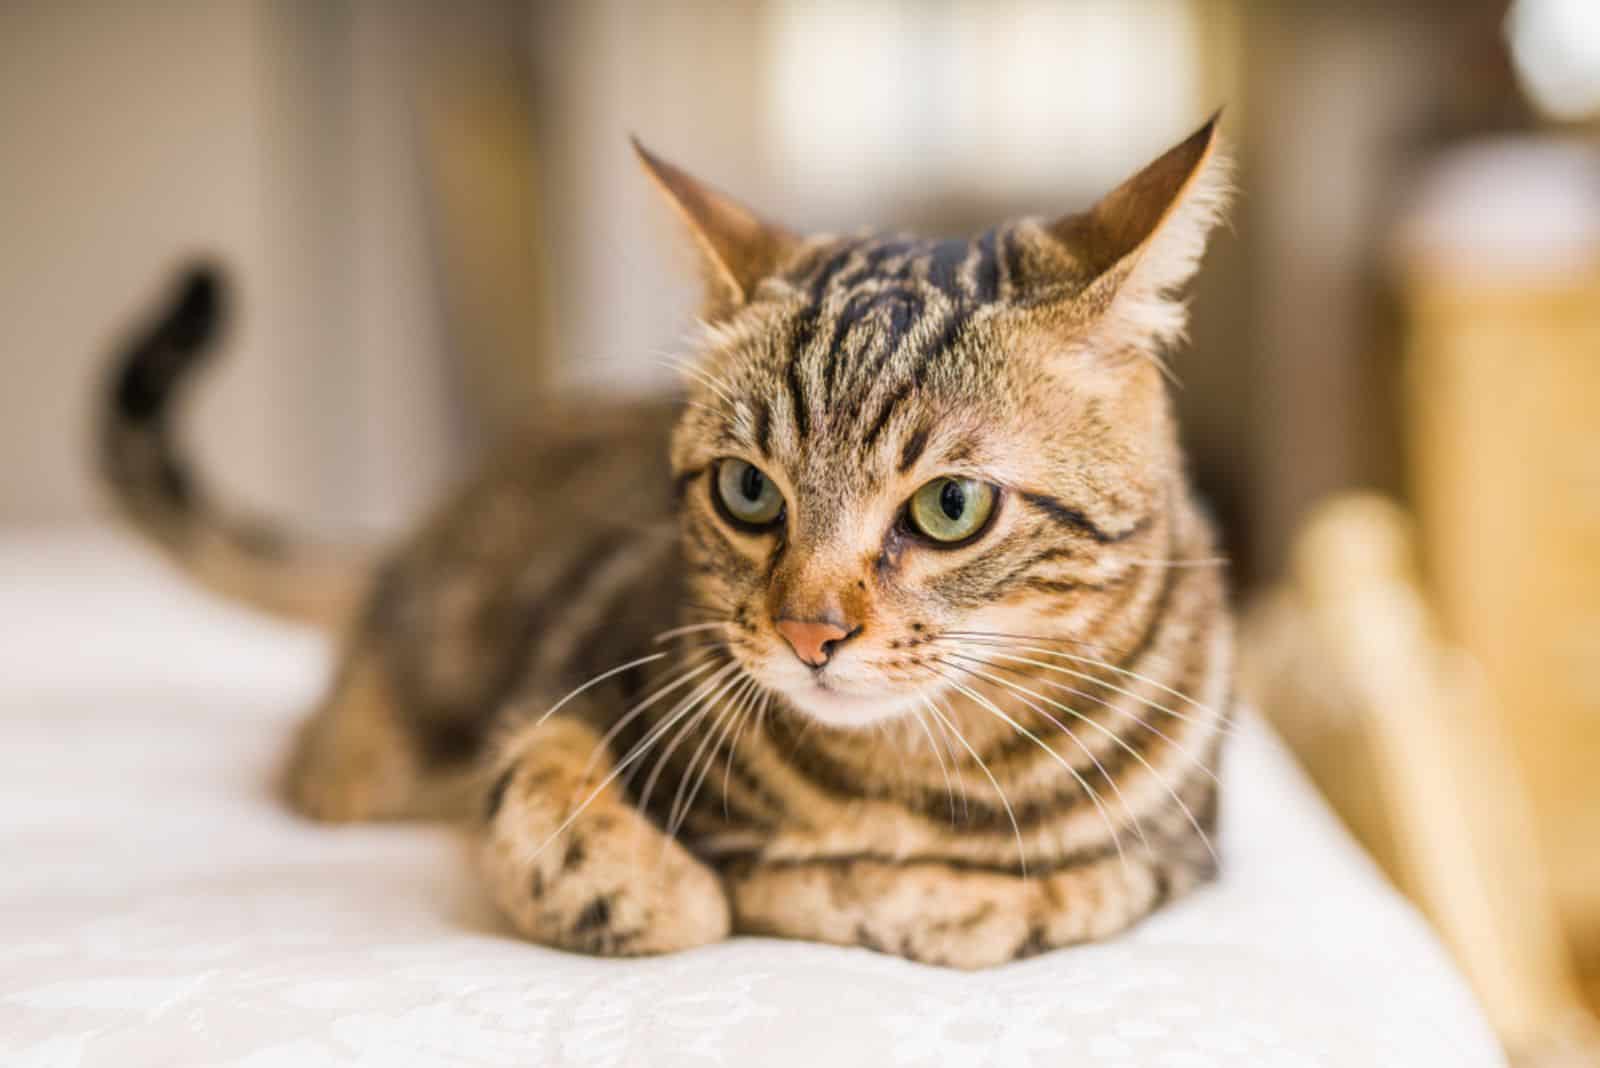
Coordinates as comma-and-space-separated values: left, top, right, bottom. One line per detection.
678, 607, 731, 623
964, 649, 1224, 786
700, 678, 765, 820
635, 665, 748, 836
943, 628, 1130, 659
930, 661, 1138, 881
531, 661, 740, 865
938, 632, 1234, 737
648, 343, 741, 398
661, 637, 736, 654
516, 653, 672, 739
929, 695, 972, 820
922, 687, 1028, 878
649, 354, 736, 408
576, 655, 727, 789
722, 689, 767, 821
653, 621, 732, 643
662, 675, 745, 839
941, 651, 1218, 867
668, 674, 758, 840
683, 592, 734, 609
1125, 556, 1230, 569
788, 705, 820, 755
618, 676, 734, 868
938, 655, 1153, 865
910, 698, 959, 826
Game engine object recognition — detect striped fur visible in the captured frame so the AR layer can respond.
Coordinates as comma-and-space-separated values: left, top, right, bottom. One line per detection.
99, 267, 370, 627
100, 118, 1235, 967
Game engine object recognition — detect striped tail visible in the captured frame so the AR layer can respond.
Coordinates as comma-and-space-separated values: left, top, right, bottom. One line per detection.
98, 264, 372, 629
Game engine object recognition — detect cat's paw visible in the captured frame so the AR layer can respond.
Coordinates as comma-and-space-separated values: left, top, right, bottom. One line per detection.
727, 856, 1037, 969
280, 650, 423, 823
480, 722, 730, 956
281, 713, 396, 823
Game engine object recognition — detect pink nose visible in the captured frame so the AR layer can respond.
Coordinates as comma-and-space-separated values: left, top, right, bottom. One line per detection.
776, 619, 854, 668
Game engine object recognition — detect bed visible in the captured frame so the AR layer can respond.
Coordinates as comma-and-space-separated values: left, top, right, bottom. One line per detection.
0, 529, 1505, 1066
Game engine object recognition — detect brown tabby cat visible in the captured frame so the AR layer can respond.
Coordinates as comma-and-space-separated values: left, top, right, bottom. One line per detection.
99, 117, 1233, 969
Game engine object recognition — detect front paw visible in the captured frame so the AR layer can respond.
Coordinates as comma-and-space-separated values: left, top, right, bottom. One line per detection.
480, 735, 730, 956
728, 858, 1034, 969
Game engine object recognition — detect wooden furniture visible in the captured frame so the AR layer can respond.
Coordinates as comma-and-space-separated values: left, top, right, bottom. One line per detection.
1241, 495, 1597, 1065
1244, 137, 1600, 1065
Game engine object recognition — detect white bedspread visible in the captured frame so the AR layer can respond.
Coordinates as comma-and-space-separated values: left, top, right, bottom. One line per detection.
0, 530, 1505, 1067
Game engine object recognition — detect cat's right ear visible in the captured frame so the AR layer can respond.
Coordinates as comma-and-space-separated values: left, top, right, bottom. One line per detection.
632, 139, 800, 320
1028, 114, 1231, 354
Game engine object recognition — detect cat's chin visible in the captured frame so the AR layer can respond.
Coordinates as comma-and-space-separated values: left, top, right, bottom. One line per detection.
774, 679, 926, 730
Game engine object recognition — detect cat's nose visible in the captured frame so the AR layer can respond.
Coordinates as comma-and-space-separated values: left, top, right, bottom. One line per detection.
776, 618, 857, 668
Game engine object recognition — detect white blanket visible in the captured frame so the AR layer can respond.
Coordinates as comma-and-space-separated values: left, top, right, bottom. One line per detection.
0, 530, 1505, 1067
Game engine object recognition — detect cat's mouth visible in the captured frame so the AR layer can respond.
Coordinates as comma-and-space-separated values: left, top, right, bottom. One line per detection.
767, 666, 929, 728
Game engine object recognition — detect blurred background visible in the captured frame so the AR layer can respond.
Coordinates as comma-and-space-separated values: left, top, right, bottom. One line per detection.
2, 1, 1597, 1062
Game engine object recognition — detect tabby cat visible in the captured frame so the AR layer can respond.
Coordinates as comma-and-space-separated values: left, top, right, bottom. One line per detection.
100, 117, 1233, 969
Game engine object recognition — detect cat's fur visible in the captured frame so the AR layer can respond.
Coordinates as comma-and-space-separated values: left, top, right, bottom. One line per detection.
99, 117, 1233, 968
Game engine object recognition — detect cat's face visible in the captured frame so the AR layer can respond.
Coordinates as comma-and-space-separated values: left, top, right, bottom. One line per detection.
644, 121, 1227, 728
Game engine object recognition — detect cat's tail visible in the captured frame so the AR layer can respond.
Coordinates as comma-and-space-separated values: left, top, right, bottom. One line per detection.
97, 264, 373, 629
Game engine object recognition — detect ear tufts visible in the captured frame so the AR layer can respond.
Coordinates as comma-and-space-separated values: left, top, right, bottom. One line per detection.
632, 137, 799, 318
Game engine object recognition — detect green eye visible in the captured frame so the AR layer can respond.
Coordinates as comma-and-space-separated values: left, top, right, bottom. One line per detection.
907, 477, 997, 544
714, 459, 785, 528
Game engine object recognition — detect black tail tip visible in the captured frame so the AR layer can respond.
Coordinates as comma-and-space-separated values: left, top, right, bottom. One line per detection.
111, 262, 229, 425
166, 263, 226, 350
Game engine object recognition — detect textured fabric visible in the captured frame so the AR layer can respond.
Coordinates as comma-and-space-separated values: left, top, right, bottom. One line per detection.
0, 530, 1505, 1067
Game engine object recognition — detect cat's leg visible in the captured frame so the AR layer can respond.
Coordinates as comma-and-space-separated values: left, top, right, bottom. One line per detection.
283, 643, 477, 823
480, 708, 731, 956
725, 846, 1211, 969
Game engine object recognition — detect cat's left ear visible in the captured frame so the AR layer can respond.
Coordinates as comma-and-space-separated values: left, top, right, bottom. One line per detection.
632, 138, 801, 320
1036, 113, 1231, 352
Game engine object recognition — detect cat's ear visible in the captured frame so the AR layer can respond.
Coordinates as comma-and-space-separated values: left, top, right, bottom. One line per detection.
1035, 113, 1230, 352
632, 138, 801, 319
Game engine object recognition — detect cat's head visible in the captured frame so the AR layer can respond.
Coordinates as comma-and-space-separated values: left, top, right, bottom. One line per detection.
643, 118, 1229, 729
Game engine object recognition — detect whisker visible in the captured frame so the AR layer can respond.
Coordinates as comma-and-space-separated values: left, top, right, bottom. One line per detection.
940, 655, 1158, 856
576, 655, 726, 787
668, 674, 757, 840
967, 650, 1223, 785
942, 651, 1218, 866
653, 621, 732, 643
923, 693, 1028, 877
939, 633, 1233, 737
622, 669, 740, 869
635, 664, 747, 832
929, 695, 972, 820
930, 662, 1136, 880
658, 637, 736, 654
661, 676, 743, 838
788, 706, 819, 755
722, 689, 767, 820
654, 349, 738, 400
531, 660, 740, 863
911, 699, 959, 826
940, 655, 1153, 865
946, 628, 1132, 659
518, 652, 670, 738
678, 601, 736, 622
649, 354, 736, 408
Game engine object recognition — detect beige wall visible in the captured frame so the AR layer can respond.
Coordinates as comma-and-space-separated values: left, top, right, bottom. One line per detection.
0, 1, 458, 533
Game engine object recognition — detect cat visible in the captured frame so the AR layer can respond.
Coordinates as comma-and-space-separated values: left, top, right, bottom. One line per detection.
98, 116, 1233, 969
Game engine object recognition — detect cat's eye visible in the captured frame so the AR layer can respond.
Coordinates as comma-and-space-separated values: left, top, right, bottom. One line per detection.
714, 459, 785, 530
906, 477, 997, 545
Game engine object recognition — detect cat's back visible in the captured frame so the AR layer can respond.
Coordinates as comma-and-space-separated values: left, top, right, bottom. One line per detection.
355, 396, 686, 765
405, 394, 681, 564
